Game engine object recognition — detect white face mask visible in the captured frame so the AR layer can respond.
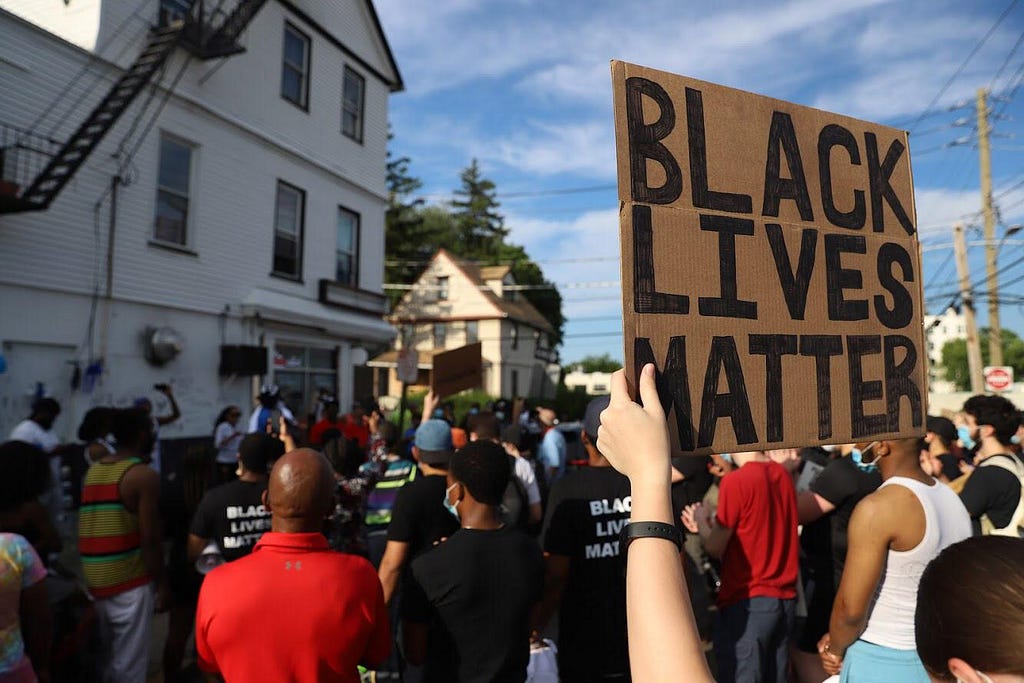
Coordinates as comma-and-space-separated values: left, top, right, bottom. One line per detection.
443, 483, 460, 521
957, 671, 995, 683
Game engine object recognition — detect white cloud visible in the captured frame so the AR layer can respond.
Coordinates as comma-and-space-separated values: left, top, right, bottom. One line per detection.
488, 120, 616, 178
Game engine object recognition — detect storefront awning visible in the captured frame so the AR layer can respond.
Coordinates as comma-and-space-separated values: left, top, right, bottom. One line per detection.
242, 288, 396, 343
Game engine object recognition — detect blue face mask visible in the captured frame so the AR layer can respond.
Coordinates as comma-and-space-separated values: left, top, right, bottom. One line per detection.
719, 453, 734, 465
957, 425, 976, 451
442, 483, 460, 521
1012, 434, 1021, 445
851, 445, 879, 473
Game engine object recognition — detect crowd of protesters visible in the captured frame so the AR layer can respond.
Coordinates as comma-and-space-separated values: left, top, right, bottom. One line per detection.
0, 376, 1023, 682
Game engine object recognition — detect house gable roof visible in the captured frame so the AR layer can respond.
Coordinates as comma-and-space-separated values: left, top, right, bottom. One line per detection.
391, 249, 554, 335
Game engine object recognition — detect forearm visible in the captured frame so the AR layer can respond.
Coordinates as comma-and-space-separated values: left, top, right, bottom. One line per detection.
531, 576, 565, 634
379, 561, 401, 606
828, 603, 866, 655
168, 395, 181, 420
627, 478, 711, 682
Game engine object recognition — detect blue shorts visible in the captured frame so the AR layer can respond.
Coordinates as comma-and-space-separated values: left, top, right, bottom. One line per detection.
840, 640, 930, 682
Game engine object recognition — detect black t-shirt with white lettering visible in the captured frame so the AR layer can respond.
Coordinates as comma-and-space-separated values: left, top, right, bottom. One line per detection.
541, 466, 631, 681
960, 453, 1023, 535
406, 527, 544, 683
190, 479, 271, 562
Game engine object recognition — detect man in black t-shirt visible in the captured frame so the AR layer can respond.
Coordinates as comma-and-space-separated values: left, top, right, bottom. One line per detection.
793, 445, 881, 676
403, 440, 544, 683
188, 434, 276, 563
959, 395, 1023, 536
377, 419, 460, 605
534, 395, 631, 682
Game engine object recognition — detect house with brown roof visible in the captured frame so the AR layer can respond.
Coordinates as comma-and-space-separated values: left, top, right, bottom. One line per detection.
369, 249, 560, 399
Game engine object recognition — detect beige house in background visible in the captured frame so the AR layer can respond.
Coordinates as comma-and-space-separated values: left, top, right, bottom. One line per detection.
370, 249, 560, 400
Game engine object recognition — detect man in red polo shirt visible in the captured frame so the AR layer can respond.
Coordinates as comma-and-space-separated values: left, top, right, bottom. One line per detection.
682, 450, 799, 683
195, 448, 389, 682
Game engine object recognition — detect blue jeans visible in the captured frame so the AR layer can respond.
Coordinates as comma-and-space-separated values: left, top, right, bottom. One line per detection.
714, 597, 795, 683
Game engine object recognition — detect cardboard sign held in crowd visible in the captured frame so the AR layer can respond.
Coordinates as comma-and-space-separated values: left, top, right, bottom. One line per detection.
431, 342, 483, 397
611, 61, 926, 456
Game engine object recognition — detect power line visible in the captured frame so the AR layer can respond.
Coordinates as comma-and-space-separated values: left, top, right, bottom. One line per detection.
416, 183, 617, 203
908, 0, 1019, 134
989, 27, 1024, 91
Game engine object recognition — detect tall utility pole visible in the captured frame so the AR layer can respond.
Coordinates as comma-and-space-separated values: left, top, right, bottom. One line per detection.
976, 87, 1003, 366
954, 223, 985, 393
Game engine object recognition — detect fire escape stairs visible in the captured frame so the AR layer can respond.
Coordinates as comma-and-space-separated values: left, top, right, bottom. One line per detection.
1, 0, 268, 214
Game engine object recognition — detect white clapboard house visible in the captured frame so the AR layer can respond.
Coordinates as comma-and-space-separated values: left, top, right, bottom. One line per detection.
370, 249, 561, 401
0, 0, 401, 466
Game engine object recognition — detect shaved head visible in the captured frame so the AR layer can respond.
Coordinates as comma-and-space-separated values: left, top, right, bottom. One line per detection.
264, 448, 335, 533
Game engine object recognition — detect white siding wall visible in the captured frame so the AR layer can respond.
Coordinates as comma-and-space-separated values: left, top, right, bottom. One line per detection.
0, 3, 395, 439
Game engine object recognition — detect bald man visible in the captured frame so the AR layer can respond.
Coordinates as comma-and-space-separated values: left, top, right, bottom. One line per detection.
195, 449, 390, 682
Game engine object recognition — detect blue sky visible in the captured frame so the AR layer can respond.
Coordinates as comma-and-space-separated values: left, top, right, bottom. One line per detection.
375, 0, 1024, 365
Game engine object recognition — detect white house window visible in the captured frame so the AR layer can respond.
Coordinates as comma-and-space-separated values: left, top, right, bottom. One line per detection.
465, 320, 478, 343
281, 22, 310, 109
436, 276, 449, 301
433, 323, 447, 348
273, 181, 304, 278
153, 134, 193, 246
342, 66, 365, 142
336, 207, 359, 287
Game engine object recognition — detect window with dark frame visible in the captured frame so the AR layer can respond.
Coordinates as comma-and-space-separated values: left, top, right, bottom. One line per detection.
433, 322, 447, 349
281, 22, 310, 109
436, 276, 449, 301
154, 134, 193, 246
465, 320, 478, 344
336, 207, 359, 287
342, 66, 365, 142
273, 181, 305, 278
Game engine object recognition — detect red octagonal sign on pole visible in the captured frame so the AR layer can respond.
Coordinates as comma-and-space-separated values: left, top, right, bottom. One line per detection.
984, 366, 1014, 393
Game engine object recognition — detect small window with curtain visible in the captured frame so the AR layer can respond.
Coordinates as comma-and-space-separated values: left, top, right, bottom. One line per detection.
342, 66, 365, 142
153, 134, 193, 246
336, 207, 359, 287
436, 276, 449, 301
273, 181, 305, 279
281, 22, 310, 109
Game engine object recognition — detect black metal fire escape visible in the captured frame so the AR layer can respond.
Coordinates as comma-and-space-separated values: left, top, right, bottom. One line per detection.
0, 0, 268, 214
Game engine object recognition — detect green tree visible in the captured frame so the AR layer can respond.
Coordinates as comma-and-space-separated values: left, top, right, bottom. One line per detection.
384, 147, 425, 305
570, 353, 622, 373
450, 159, 508, 259
940, 328, 1024, 391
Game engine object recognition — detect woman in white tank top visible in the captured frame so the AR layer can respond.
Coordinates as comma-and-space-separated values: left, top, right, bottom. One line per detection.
818, 438, 971, 682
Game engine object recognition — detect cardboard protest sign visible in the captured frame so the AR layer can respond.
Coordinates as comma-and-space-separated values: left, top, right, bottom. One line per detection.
431, 342, 483, 397
611, 61, 926, 455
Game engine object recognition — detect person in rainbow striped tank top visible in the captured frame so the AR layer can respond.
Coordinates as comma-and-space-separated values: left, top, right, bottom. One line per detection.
78, 408, 165, 683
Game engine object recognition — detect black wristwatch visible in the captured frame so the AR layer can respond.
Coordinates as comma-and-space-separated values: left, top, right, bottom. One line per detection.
620, 521, 683, 551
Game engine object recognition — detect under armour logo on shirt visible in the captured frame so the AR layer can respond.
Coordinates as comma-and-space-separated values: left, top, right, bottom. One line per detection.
284, 561, 303, 571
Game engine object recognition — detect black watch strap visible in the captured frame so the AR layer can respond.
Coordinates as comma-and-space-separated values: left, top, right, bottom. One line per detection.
620, 521, 682, 551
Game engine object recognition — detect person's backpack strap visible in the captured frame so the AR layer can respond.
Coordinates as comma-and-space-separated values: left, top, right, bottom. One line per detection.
979, 453, 1024, 537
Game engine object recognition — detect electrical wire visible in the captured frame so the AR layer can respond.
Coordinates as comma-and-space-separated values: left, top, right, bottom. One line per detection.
908, 0, 1019, 134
